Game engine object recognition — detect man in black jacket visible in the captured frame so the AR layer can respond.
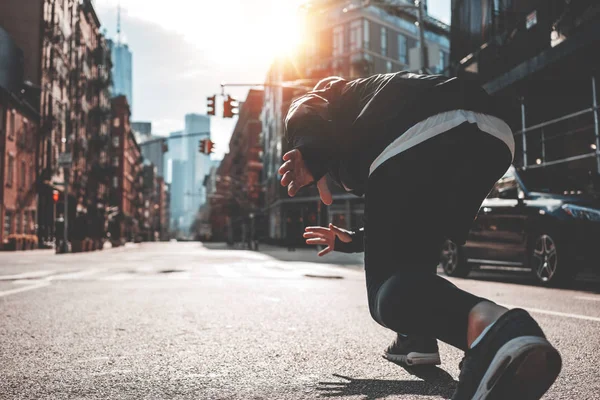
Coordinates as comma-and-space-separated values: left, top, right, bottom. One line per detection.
278, 72, 562, 399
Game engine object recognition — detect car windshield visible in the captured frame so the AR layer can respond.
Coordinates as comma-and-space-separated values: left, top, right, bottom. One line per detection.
517, 168, 600, 197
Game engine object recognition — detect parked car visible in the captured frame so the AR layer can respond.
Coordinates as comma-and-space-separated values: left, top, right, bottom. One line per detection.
440, 165, 600, 286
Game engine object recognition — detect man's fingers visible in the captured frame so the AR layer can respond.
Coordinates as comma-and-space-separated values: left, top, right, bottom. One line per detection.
304, 226, 331, 234
288, 181, 299, 197
317, 177, 333, 205
278, 160, 293, 175
280, 171, 294, 187
318, 246, 333, 257
282, 149, 299, 161
303, 232, 327, 240
306, 238, 328, 245
329, 224, 352, 243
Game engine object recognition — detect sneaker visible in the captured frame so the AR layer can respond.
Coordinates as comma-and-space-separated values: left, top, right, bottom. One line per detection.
383, 334, 441, 366
452, 308, 562, 400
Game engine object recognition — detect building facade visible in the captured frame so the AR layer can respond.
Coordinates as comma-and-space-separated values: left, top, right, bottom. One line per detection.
108, 95, 143, 245
451, 0, 600, 181
0, 0, 112, 250
211, 89, 264, 245
1, 86, 40, 250
260, 2, 450, 245
0, 0, 76, 246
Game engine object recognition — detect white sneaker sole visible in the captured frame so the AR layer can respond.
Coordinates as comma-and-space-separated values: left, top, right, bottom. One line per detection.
472, 336, 562, 400
384, 351, 441, 366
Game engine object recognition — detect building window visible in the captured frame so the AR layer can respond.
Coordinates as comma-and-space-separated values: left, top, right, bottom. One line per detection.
7, 154, 15, 186
363, 19, 370, 49
17, 212, 23, 234
30, 163, 35, 187
8, 110, 15, 140
20, 161, 26, 189
4, 211, 12, 236
113, 176, 119, 189
349, 20, 362, 51
112, 156, 119, 167
30, 211, 36, 234
333, 25, 345, 56
380, 27, 388, 56
386, 61, 393, 73
398, 34, 407, 64
112, 136, 120, 147
113, 117, 120, 128
438, 50, 447, 73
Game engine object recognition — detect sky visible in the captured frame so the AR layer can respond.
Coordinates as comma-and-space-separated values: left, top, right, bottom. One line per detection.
95, 0, 450, 160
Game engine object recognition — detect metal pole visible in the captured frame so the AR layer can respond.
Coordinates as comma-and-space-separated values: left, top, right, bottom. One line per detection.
541, 128, 546, 164
64, 167, 69, 252
521, 98, 528, 169
592, 75, 600, 174
417, 0, 427, 73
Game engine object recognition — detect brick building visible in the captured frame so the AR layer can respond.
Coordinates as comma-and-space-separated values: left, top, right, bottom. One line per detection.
0, 0, 112, 249
157, 177, 170, 241
108, 95, 143, 245
211, 90, 264, 245
1, 89, 40, 250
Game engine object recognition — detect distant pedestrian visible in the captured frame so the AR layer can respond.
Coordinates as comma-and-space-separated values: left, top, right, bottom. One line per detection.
279, 72, 561, 399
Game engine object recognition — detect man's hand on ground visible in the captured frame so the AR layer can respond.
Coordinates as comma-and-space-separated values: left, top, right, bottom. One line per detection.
303, 223, 352, 256
279, 149, 332, 205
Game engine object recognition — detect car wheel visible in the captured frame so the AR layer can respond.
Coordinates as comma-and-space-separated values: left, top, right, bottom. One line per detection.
440, 239, 471, 278
529, 233, 575, 287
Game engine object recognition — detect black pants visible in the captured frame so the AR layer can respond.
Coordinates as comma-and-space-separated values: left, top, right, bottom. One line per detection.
364, 122, 513, 351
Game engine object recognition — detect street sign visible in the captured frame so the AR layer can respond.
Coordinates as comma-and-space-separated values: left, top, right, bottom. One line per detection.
58, 152, 72, 167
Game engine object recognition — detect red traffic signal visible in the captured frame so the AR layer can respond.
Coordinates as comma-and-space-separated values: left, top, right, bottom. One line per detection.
198, 139, 215, 154
207, 95, 216, 116
223, 95, 238, 118
52, 190, 60, 203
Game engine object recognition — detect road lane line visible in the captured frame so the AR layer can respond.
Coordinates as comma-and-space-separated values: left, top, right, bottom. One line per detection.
48, 268, 102, 280
574, 296, 600, 302
0, 270, 55, 281
215, 265, 242, 278
0, 282, 50, 297
502, 304, 600, 322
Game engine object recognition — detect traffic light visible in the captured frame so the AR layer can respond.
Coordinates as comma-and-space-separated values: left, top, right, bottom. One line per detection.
52, 190, 60, 203
198, 139, 215, 155
223, 95, 238, 118
206, 140, 214, 154
207, 95, 216, 116
161, 139, 169, 153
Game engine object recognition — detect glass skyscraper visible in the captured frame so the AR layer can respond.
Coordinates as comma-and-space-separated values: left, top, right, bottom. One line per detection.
107, 39, 133, 111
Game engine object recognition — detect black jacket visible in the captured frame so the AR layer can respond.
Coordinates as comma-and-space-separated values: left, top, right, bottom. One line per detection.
285, 72, 510, 253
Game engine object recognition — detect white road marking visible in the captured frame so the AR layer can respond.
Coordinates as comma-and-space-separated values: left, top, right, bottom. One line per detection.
100, 273, 133, 281
0, 270, 55, 281
48, 268, 102, 280
502, 304, 600, 323
215, 265, 242, 278
0, 282, 51, 297
574, 296, 600, 302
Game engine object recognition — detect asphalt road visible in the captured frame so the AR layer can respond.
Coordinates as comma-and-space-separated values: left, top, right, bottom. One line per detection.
1, 242, 599, 399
